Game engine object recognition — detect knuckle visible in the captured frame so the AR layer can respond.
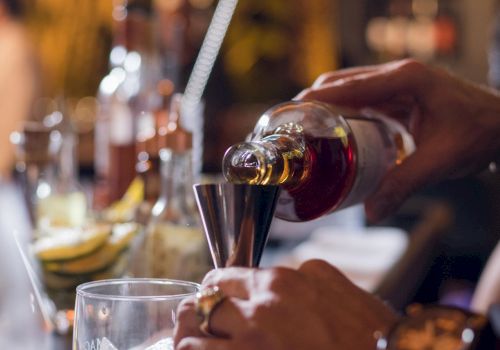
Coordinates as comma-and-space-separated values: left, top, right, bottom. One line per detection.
176, 300, 196, 321
300, 259, 337, 273
265, 267, 298, 292
248, 299, 279, 321
176, 338, 193, 350
396, 59, 429, 80
252, 303, 269, 318
177, 298, 196, 312
296, 87, 314, 100
313, 72, 336, 86
399, 58, 423, 70
201, 268, 217, 285
299, 259, 347, 281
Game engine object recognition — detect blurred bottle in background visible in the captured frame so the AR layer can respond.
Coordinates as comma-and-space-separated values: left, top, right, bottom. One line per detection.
36, 101, 88, 230
11, 101, 88, 230
132, 95, 210, 281
135, 79, 174, 223
11, 121, 56, 224
94, 0, 163, 207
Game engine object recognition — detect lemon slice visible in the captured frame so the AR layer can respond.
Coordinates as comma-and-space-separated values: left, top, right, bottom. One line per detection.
34, 224, 111, 262
44, 223, 139, 275
103, 177, 144, 223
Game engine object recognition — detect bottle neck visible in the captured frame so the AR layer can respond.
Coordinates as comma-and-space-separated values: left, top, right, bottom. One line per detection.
154, 148, 194, 222
57, 132, 80, 190
223, 133, 310, 187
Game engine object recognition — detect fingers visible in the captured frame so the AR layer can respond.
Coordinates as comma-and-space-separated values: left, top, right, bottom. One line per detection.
176, 337, 231, 350
298, 259, 343, 278
202, 268, 255, 299
174, 299, 204, 345
174, 297, 247, 347
298, 259, 351, 286
296, 59, 431, 108
311, 65, 379, 88
208, 298, 247, 337
365, 141, 453, 222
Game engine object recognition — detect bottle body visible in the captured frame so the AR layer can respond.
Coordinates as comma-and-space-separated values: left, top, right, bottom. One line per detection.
36, 124, 88, 229
135, 79, 174, 222
138, 149, 209, 281
223, 101, 415, 222
94, 1, 160, 206
132, 97, 210, 281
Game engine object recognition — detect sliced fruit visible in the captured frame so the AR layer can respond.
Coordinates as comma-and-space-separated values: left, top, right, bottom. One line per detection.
91, 252, 129, 280
103, 177, 144, 223
33, 224, 111, 262
44, 223, 139, 275
42, 269, 84, 291
42, 253, 129, 291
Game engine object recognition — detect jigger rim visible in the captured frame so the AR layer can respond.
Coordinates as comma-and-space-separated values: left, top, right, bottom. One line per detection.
193, 183, 280, 189
76, 278, 201, 302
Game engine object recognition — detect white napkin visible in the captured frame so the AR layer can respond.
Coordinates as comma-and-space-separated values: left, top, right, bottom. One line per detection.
278, 227, 409, 292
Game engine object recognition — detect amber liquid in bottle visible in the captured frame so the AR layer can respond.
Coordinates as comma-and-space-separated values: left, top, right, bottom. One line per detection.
225, 134, 356, 221
223, 101, 415, 222
109, 143, 137, 202
282, 135, 356, 221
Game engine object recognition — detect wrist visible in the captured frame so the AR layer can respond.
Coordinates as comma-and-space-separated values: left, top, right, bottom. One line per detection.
375, 304, 496, 350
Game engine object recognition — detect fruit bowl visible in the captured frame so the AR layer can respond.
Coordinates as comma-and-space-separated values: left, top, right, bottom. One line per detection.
30, 222, 140, 332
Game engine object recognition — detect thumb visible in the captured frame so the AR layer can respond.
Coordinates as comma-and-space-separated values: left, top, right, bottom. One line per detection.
364, 143, 449, 222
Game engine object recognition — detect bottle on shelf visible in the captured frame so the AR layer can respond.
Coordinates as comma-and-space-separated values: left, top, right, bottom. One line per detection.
135, 79, 175, 222
94, 0, 159, 207
12, 121, 56, 225
15, 114, 87, 229
223, 100, 415, 222
36, 106, 88, 230
132, 95, 210, 281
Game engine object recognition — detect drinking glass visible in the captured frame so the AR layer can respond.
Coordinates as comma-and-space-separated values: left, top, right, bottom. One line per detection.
73, 279, 199, 350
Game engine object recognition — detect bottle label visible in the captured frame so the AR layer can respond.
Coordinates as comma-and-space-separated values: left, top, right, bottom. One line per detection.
338, 117, 395, 210
109, 102, 134, 145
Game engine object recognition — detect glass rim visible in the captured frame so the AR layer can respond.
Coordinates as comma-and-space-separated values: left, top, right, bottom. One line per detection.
76, 278, 201, 301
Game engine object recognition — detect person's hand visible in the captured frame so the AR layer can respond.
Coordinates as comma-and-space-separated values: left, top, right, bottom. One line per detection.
296, 59, 500, 222
174, 260, 398, 350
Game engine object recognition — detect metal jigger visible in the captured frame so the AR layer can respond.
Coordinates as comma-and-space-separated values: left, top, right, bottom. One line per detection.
193, 183, 280, 268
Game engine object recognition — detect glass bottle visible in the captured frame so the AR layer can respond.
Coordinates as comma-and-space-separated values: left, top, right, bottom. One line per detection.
137, 97, 210, 281
94, 1, 136, 206
94, 0, 158, 206
135, 79, 175, 219
12, 118, 87, 230
36, 120, 87, 230
223, 100, 415, 222
12, 121, 57, 224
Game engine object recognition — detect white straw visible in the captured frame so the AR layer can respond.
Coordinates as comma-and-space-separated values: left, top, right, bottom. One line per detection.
181, 0, 239, 117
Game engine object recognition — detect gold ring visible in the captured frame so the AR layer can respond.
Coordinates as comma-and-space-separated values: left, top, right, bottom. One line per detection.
195, 286, 226, 336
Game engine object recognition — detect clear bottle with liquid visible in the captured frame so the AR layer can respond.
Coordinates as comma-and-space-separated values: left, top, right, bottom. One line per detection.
135, 96, 210, 281
223, 100, 415, 222
36, 113, 87, 230
135, 79, 175, 213
13, 112, 87, 230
